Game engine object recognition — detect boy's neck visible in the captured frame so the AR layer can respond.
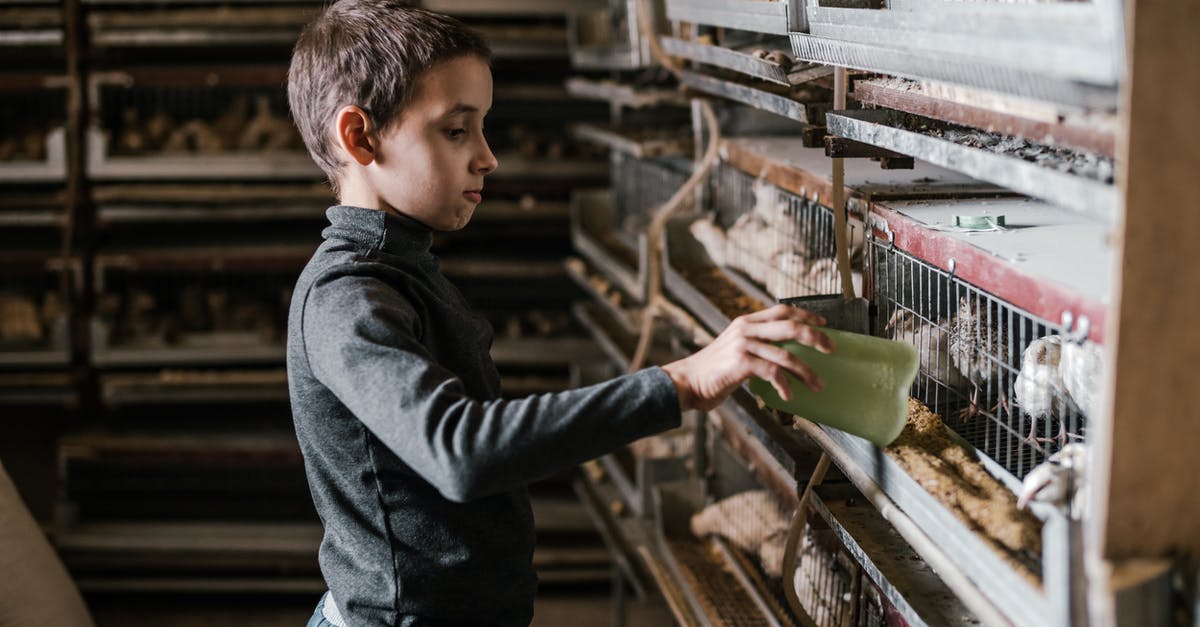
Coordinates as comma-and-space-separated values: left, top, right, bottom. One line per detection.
337, 177, 386, 214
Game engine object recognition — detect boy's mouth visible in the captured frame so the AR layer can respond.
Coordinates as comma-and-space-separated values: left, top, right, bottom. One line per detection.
463, 189, 482, 203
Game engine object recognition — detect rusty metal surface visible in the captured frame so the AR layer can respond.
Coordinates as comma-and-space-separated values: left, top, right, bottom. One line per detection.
855, 79, 1116, 158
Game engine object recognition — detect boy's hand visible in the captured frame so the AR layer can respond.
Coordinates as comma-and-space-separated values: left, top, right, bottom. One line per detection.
661, 304, 834, 411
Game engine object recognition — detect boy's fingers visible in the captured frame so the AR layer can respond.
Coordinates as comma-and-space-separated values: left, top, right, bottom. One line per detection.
746, 342, 823, 392
743, 303, 826, 327
743, 320, 836, 354
750, 358, 793, 401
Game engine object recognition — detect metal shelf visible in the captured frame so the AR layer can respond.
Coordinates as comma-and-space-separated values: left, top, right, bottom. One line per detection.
571, 302, 635, 374
661, 36, 795, 86
87, 6, 313, 48
788, 33, 1116, 110
0, 347, 70, 369
422, 0, 578, 16
677, 69, 826, 125
99, 369, 289, 406
0, 127, 66, 183
664, 0, 791, 36
83, 0, 323, 5
91, 323, 285, 369
0, 6, 62, 47
796, 419, 1072, 627
570, 189, 648, 304
564, 256, 640, 333
804, 3, 1117, 88
569, 45, 643, 71
854, 78, 1117, 158
827, 109, 1116, 223
720, 136, 1007, 215
472, 24, 566, 60
808, 483, 976, 627
571, 123, 692, 159
0, 30, 61, 47
0, 209, 67, 227
86, 129, 322, 182
573, 469, 655, 599
565, 77, 686, 110
94, 240, 313, 271
0, 371, 76, 407
489, 336, 601, 368
490, 153, 607, 181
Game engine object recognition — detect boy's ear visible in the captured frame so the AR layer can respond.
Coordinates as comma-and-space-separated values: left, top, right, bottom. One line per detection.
334, 105, 375, 166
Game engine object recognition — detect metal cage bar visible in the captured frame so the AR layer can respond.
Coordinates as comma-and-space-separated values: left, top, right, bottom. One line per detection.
707, 162, 860, 301
611, 152, 691, 242
866, 235, 1089, 481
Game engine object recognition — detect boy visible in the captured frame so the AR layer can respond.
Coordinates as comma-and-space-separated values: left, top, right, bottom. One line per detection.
286, 2, 833, 625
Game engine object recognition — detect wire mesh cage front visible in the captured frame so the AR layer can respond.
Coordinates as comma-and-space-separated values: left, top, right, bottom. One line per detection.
854, 580, 886, 627
0, 87, 65, 164
611, 151, 690, 244
703, 162, 862, 300
791, 520, 857, 627
867, 237, 1090, 480
95, 80, 300, 157
0, 263, 70, 356
690, 488, 855, 627
94, 262, 296, 356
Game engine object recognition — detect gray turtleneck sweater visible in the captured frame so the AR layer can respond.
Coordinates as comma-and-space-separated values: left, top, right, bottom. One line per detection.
286, 206, 681, 627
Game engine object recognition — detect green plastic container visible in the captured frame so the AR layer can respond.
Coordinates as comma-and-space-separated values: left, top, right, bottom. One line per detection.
748, 327, 919, 447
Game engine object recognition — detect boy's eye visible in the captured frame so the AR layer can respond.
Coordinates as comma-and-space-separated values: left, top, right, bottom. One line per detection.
446, 128, 467, 139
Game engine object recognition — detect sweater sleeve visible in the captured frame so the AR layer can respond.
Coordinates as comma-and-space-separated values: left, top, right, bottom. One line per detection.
301, 267, 681, 503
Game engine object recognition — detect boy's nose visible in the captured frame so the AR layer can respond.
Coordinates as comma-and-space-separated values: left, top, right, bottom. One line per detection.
474, 138, 499, 176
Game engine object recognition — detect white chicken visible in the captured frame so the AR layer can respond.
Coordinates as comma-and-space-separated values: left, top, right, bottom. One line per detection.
687, 217, 727, 267
886, 309, 970, 390
1060, 339, 1105, 419
1014, 335, 1067, 443
805, 258, 862, 297
766, 251, 808, 298
949, 295, 1011, 420
1017, 443, 1088, 519
725, 211, 775, 285
689, 490, 788, 564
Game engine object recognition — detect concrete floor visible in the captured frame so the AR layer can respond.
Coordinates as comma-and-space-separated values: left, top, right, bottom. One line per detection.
87, 590, 674, 626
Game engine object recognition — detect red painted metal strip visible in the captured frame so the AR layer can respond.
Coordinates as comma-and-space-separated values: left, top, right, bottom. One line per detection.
871, 206, 1107, 344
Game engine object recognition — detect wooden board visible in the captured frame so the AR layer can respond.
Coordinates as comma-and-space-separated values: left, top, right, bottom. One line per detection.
1099, 0, 1200, 561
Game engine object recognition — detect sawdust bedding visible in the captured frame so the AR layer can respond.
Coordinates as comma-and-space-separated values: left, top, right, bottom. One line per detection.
883, 398, 1043, 586
678, 266, 766, 320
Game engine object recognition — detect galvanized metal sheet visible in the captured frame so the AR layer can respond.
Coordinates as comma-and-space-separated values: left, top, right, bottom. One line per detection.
826, 110, 1116, 223
665, 0, 790, 35
679, 70, 817, 125
661, 36, 791, 86
789, 33, 1117, 110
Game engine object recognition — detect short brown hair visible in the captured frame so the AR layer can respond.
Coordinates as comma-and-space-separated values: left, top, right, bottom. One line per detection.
288, 0, 491, 192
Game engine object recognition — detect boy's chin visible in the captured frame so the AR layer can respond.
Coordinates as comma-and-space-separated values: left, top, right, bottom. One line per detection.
434, 209, 475, 232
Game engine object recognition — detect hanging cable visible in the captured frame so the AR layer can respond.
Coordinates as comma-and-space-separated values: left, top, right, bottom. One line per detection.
625, 0, 719, 373
783, 66, 852, 621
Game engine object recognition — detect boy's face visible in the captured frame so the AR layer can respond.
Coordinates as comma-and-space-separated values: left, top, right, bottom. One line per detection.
360, 55, 498, 231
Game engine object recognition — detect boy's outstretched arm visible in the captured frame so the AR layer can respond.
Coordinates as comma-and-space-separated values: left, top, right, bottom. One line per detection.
662, 303, 833, 412
301, 270, 830, 503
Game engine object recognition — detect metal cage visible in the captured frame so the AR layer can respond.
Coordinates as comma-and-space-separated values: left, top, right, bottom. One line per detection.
708, 162, 861, 300
866, 236, 1088, 481
611, 151, 691, 244
92, 256, 299, 367
0, 260, 72, 362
